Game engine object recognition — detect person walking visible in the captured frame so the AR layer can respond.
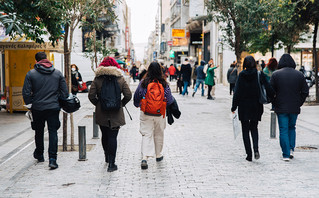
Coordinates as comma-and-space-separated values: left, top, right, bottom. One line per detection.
88, 56, 132, 172
270, 54, 309, 161
71, 64, 82, 95
263, 58, 278, 82
191, 61, 198, 89
231, 56, 274, 162
133, 62, 174, 170
192, 60, 206, 97
168, 63, 176, 82
227, 63, 238, 95
205, 59, 219, 100
181, 58, 192, 96
130, 64, 138, 82
22, 52, 68, 169
176, 65, 183, 94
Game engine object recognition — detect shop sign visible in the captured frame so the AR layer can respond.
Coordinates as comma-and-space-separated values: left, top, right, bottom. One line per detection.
169, 50, 175, 58
171, 46, 188, 52
172, 29, 185, 38
172, 38, 188, 46
0, 42, 62, 51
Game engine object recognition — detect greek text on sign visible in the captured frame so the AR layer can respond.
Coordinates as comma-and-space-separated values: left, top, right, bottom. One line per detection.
172, 29, 185, 38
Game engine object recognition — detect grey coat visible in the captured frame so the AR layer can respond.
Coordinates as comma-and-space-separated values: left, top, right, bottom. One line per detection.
88, 66, 132, 128
227, 67, 238, 84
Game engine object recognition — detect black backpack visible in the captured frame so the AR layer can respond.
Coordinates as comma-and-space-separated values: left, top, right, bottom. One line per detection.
100, 76, 121, 111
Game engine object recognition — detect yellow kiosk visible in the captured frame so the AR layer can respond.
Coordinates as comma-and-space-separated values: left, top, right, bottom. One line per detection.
0, 37, 61, 113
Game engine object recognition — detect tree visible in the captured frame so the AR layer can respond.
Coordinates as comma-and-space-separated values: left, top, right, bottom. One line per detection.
300, 0, 319, 102
206, 0, 264, 67
249, 0, 309, 56
0, 1, 64, 45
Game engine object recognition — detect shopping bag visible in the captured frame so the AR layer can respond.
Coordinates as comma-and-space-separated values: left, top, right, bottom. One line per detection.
232, 110, 241, 139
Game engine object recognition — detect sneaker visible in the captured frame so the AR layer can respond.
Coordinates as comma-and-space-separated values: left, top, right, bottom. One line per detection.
156, 156, 164, 162
141, 160, 148, 170
33, 151, 44, 162
192, 92, 195, 97
290, 150, 294, 159
49, 158, 59, 169
254, 151, 260, 160
283, 158, 290, 162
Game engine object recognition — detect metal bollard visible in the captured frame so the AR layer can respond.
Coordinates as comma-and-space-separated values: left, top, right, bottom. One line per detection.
78, 126, 87, 161
270, 111, 276, 138
93, 112, 99, 139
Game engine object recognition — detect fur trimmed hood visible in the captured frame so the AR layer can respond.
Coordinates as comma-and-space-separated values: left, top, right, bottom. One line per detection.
95, 66, 123, 77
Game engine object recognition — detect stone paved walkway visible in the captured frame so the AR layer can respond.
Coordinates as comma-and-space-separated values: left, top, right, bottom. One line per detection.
0, 83, 319, 198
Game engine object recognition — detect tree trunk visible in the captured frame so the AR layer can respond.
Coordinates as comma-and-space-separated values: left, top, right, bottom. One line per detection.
63, 23, 70, 151
235, 27, 242, 71
69, 26, 75, 150
94, 29, 98, 69
313, 21, 319, 103
287, 45, 291, 54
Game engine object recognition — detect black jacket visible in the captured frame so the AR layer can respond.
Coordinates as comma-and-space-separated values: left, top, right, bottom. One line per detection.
22, 60, 69, 111
231, 68, 274, 121
227, 67, 238, 84
180, 63, 192, 82
166, 98, 181, 125
270, 54, 309, 114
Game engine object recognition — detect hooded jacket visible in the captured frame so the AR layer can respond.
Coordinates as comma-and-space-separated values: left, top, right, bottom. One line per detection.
22, 59, 68, 111
270, 54, 309, 114
180, 61, 192, 82
88, 66, 132, 128
231, 68, 274, 121
196, 61, 206, 80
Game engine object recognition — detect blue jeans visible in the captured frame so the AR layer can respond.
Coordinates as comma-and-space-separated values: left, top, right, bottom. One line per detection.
182, 81, 189, 95
277, 113, 298, 158
194, 79, 205, 96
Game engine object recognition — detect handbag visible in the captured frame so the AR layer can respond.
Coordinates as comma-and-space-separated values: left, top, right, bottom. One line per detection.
232, 110, 241, 139
59, 94, 81, 113
257, 71, 270, 104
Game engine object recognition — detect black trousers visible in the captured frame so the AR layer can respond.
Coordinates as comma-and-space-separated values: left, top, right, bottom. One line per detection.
229, 83, 235, 95
241, 120, 259, 157
99, 126, 119, 161
207, 85, 213, 97
32, 109, 60, 159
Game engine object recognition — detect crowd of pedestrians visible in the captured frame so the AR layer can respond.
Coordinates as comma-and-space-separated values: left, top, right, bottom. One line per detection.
22, 51, 309, 172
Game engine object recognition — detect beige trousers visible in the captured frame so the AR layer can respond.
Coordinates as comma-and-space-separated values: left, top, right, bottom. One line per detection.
139, 112, 166, 160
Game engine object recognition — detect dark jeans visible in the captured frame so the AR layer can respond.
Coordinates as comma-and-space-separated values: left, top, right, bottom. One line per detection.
207, 85, 213, 97
241, 120, 259, 157
100, 126, 119, 161
32, 109, 60, 159
230, 83, 235, 95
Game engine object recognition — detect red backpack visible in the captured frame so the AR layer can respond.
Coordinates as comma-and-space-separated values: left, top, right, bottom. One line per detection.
140, 81, 167, 117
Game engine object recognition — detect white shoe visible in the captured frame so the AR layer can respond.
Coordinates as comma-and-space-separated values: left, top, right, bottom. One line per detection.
283, 158, 290, 162
290, 150, 294, 159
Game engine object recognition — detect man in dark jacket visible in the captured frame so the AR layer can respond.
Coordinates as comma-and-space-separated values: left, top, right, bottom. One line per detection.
192, 60, 206, 97
180, 58, 192, 95
270, 54, 309, 161
227, 63, 238, 95
22, 52, 68, 169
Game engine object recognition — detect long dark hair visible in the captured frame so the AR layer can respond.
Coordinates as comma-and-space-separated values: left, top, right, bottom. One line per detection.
267, 58, 278, 71
243, 56, 257, 69
141, 62, 168, 88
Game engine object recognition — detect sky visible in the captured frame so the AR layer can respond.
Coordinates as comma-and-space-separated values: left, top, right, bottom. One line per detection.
125, 0, 158, 62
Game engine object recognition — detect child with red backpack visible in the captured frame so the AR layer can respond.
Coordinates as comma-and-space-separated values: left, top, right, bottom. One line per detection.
133, 62, 174, 170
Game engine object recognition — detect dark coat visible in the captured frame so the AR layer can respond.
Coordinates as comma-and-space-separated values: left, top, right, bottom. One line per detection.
166, 97, 181, 125
231, 68, 274, 121
270, 54, 309, 114
22, 60, 69, 111
88, 66, 132, 128
180, 63, 192, 82
227, 67, 238, 84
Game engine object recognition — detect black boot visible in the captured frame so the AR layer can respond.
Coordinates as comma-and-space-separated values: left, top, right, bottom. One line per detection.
107, 155, 118, 172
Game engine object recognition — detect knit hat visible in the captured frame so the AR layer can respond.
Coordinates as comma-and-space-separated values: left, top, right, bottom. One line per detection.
99, 56, 121, 69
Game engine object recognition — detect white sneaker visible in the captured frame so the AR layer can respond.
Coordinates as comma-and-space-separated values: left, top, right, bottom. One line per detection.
283, 158, 290, 162
290, 150, 294, 159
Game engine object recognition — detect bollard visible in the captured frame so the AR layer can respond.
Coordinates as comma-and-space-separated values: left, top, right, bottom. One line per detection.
270, 111, 276, 138
93, 112, 99, 139
78, 126, 87, 161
